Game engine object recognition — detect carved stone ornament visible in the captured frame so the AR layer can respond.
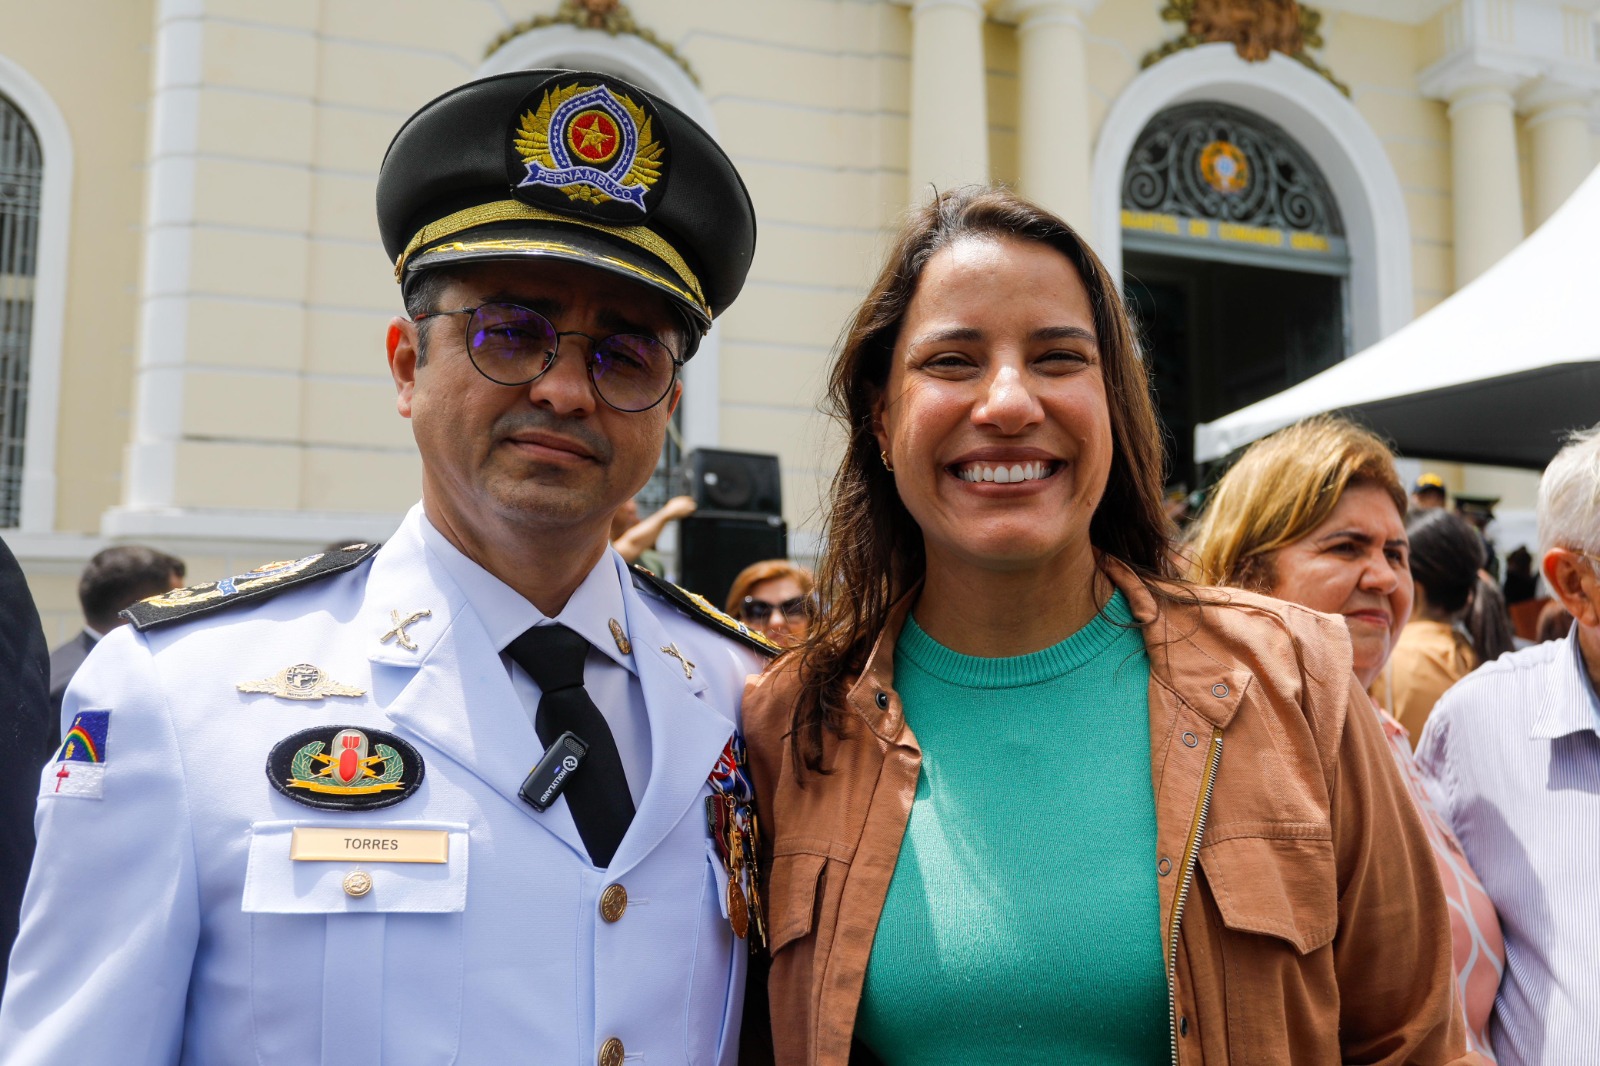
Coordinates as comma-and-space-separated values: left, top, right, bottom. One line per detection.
486, 1, 699, 85
1142, 0, 1348, 95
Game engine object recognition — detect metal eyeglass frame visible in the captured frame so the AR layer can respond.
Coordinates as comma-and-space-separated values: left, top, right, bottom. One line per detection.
411, 302, 684, 413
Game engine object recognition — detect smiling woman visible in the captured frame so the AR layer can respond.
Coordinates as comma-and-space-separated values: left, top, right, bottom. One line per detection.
740, 187, 1476, 1066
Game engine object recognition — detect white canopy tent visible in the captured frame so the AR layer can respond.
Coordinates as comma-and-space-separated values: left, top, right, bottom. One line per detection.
1194, 165, 1600, 470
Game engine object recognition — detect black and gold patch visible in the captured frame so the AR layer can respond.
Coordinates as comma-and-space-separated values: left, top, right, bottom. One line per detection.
630, 565, 781, 657
267, 725, 424, 812
505, 73, 671, 225
122, 542, 381, 632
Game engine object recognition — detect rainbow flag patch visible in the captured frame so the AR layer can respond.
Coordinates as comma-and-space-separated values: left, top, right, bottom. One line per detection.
46, 711, 110, 800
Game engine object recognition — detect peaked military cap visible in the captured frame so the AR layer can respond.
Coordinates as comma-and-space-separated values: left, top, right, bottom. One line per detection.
377, 70, 756, 334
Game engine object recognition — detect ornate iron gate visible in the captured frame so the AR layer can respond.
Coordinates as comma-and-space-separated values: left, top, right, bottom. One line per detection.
0, 93, 41, 528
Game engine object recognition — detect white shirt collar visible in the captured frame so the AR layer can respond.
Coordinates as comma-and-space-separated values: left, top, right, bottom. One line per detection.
415, 506, 636, 673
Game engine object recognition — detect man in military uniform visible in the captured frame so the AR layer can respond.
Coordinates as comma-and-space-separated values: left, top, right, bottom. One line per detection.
0, 70, 773, 1065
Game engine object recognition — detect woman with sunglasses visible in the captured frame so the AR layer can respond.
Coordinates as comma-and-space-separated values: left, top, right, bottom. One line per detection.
725, 561, 815, 649
739, 188, 1472, 1065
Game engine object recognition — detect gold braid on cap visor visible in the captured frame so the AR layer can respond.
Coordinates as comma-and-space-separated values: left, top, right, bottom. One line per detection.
395, 200, 709, 319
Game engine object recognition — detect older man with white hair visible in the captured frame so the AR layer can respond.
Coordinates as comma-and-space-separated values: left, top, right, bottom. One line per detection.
1417, 424, 1600, 1066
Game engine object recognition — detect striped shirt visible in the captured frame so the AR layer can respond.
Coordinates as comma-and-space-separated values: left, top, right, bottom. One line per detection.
1416, 627, 1600, 1066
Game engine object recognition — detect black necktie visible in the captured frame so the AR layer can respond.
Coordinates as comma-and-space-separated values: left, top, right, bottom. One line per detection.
505, 624, 635, 867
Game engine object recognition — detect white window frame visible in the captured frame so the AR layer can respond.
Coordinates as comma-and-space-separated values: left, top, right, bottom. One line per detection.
0, 54, 73, 534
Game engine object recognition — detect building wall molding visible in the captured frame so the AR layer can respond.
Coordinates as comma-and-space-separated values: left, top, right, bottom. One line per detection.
1092, 43, 1414, 352
0, 53, 73, 534
477, 23, 723, 453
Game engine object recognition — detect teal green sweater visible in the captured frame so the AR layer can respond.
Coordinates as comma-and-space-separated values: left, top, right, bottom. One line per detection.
854, 591, 1168, 1065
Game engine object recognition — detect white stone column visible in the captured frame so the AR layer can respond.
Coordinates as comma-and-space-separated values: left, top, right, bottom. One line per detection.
1004, 0, 1100, 228
1523, 82, 1597, 225
1443, 76, 1526, 285
906, 0, 990, 200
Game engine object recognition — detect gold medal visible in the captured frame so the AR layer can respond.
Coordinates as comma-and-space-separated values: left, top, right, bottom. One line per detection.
727, 874, 750, 939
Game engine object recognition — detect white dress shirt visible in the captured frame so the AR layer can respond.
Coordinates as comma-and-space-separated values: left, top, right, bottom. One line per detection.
418, 511, 652, 806
1416, 625, 1600, 1066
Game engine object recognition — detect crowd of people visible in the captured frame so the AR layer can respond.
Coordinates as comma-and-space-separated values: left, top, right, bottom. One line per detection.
0, 64, 1595, 1066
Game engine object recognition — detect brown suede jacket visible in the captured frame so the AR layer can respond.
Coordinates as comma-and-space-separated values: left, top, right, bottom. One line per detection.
741, 561, 1478, 1066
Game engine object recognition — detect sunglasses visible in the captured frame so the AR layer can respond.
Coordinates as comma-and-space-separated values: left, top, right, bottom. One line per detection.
739, 595, 814, 625
412, 301, 682, 413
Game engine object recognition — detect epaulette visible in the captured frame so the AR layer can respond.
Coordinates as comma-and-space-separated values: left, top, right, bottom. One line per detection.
122, 542, 382, 632
630, 564, 781, 657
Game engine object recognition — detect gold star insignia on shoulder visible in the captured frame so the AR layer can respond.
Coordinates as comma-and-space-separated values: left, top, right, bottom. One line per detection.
238, 664, 366, 702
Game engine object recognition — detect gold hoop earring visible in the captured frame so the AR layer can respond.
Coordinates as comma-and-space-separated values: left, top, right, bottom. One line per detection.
880, 450, 894, 472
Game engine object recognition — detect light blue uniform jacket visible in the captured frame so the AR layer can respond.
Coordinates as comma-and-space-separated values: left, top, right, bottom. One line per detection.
0, 518, 763, 1065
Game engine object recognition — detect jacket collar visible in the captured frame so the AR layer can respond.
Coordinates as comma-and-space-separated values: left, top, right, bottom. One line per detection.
847, 558, 1250, 735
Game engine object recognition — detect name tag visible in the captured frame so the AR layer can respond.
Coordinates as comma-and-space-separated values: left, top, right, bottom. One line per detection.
289, 827, 449, 864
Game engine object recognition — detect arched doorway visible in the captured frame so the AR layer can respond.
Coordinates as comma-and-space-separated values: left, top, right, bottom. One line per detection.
1121, 101, 1349, 483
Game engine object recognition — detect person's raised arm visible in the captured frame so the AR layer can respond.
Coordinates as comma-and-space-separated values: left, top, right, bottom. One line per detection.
613, 495, 698, 565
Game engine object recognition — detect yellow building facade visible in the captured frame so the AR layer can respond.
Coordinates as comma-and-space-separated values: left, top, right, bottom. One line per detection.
2, 0, 1594, 638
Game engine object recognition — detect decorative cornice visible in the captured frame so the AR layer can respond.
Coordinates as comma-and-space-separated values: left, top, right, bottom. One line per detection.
486, 1, 698, 86
1141, 0, 1349, 96
1416, 47, 1541, 102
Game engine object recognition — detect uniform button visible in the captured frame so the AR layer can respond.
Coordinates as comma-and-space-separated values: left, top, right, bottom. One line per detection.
1158, 857, 1172, 876
342, 871, 373, 897
875, 691, 890, 710
1182, 731, 1198, 747
1212, 683, 1229, 698
599, 883, 628, 923
599, 1037, 625, 1066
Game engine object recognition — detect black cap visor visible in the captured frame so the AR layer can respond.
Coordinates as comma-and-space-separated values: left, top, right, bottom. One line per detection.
405, 214, 710, 331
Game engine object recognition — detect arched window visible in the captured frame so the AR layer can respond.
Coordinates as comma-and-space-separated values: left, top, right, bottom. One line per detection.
0, 94, 41, 528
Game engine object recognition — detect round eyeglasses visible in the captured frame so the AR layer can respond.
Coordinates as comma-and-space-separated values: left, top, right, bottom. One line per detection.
412, 301, 683, 413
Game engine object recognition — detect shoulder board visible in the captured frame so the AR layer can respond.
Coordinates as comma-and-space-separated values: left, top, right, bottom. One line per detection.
630, 564, 782, 657
122, 542, 382, 632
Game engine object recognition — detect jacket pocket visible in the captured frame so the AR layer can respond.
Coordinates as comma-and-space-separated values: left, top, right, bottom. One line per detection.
1199, 835, 1336, 954
767, 851, 827, 955
242, 820, 468, 1065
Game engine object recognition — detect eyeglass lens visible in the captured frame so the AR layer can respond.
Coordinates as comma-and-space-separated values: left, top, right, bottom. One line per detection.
740, 596, 813, 623
465, 302, 677, 412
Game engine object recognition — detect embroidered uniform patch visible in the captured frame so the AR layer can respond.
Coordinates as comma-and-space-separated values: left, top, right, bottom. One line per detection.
507, 75, 669, 223
267, 726, 424, 812
45, 711, 111, 800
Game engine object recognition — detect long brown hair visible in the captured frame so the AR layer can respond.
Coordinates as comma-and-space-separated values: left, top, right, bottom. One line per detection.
790, 185, 1174, 774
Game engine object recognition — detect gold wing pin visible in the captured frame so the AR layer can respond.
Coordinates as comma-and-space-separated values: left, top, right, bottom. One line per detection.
238, 663, 366, 701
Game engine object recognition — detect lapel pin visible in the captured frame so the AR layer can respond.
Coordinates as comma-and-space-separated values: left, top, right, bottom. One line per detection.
380, 608, 432, 651
609, 618, 632, 656
238, 663, 366, 701
661, 642, 696, 680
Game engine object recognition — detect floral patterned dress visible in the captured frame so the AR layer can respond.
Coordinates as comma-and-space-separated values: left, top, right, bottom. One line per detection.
1375, 699, 1504, 1061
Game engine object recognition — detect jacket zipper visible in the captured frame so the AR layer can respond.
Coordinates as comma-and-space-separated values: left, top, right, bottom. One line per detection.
1166, 727, 1223, 1066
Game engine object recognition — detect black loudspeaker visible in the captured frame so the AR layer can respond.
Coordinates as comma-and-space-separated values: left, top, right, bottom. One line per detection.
688, 449, 782, 516
678, 512, 788, 611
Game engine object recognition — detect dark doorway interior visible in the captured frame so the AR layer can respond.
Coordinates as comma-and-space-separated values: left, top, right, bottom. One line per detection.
1123, 251, 1347, 488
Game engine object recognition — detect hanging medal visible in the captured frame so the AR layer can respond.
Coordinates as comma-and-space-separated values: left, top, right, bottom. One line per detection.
705, 732, 766, 949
